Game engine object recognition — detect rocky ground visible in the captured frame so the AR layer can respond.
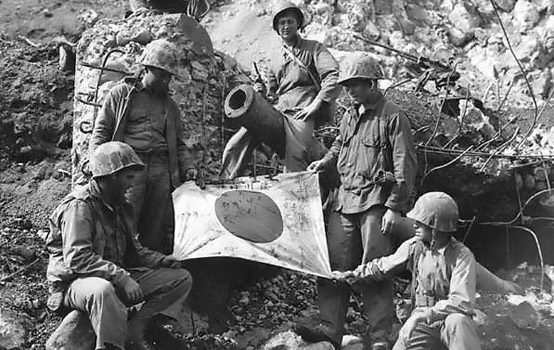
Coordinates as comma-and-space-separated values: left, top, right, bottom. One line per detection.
2, 0, 554, 349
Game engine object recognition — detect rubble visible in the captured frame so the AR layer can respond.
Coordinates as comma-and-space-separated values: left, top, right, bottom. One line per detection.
0, 309, 27, 350
72, 12, 246, 185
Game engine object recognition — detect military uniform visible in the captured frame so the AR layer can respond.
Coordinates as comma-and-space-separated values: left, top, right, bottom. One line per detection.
352, 236, 480, 350
90, 40, 188, 254
46, 142, 192, 350
316, 92, 418, 346
219, 3, 339, 179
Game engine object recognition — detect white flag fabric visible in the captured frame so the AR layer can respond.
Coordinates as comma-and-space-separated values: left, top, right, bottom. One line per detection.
172, 171, 332, 278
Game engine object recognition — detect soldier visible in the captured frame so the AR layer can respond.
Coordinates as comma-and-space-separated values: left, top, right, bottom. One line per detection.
300, 53, 418, 350
332, 192, 482, 350
220, 0, 340, 178
46, 142, 192, 350
90, 39, 188, 254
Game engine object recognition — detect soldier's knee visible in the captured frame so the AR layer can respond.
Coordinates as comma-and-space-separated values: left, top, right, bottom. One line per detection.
444, 313, 473, 331
88, 278, 117, 300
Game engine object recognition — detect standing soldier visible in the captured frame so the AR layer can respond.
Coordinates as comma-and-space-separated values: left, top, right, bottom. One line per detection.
300, 53, 418, 350
46, 142, 192, 350
90, 39, 188, 254
332, 192, 482, 350
220, 0, 340, 178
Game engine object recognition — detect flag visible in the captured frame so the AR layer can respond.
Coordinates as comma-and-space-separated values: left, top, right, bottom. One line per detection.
172, 171, 332, 277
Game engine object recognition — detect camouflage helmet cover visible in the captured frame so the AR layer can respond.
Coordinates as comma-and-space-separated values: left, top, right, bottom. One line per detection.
407, 192, 459, 233
338, 53, 384, 84
271, 0, 304, 31
90, 141, 144, 178
139, 39, 179, 75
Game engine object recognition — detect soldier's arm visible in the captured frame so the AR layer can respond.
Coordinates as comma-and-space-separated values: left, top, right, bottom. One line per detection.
385, 112, 418, 213
60, 201, 132, 287
313, 43, 340, 104
350, 237, 415, 280
89, 86, 123, 154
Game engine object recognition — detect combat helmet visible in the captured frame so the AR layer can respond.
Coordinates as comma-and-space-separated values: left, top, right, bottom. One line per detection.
90, 141, 144, 178
338, 53, 384, 84
407, 192, 459, 233
139, 39, 179, 75
271, 1, 304, 31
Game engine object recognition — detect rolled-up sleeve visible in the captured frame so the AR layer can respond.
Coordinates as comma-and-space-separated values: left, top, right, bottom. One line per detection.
61, 201, 131, 287
384, 112, 417, 213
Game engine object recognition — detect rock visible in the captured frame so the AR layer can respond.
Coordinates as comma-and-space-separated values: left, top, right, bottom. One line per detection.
0, 310, 27, 350
262, 330, 334, 350
43, 9, 53, 18
131, 29, 153, 45
513, 0, 540, 30
46, 310, 95, 350
495, 0, 516, 12
448, 26, 473, 47
531, 0, 551, 12
529, 69, 552, 99
448, 3, 482, 33
348, 3, 369, 32
514, 34, 542, 64
362, 20, 380, 40
406, 4, 428, 22
509, 301, 540, 329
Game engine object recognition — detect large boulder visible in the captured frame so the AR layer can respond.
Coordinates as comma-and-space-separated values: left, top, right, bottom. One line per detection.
513, 0, 541, 30
45, 310, 95, 350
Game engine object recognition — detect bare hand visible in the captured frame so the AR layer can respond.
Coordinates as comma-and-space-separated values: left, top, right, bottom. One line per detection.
331, 270, 357, 284
382, 208, 401, 235
253, 82, 265, 94
122, 278, 143, 305
160, 256, 182, 269
307, 160, 325, 172
399, 313, 427, 345
294, 99, 322, 121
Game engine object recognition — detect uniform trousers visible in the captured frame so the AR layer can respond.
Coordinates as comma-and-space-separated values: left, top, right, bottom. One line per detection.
318, 206, 394, 345
64, 267, 192, 350
393, 313, 481, 350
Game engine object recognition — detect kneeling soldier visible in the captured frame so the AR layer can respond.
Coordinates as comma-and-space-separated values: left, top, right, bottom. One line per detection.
46, 141, 192, 350
333, 192, 481, 350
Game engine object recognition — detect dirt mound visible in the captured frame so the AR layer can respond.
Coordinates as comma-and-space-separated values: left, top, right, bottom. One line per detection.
0, 36, 73, 170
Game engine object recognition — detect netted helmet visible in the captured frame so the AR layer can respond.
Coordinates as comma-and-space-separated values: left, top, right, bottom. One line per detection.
407, 192, 459, 233
271, 1, 304, 31
139, 39, 179, 75
90, 142, 144, 179
338, 53, 384, 84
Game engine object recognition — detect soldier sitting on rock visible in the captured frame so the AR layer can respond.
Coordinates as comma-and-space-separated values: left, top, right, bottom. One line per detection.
46, 141, 192, 350
332, 192, 482, 350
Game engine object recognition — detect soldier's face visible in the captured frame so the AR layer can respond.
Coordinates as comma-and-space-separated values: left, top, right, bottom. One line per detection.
277, 13, 299, 41
113, 167, 138, 200
143, 66, 172, 95
343, 79, 377, 105
413, 221, 433, 242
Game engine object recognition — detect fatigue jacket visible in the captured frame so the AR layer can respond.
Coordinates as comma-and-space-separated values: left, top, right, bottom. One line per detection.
90, 78, 188, 188
46, 181, 166, 289
353, 237, 477, 323
266, 35, 340, 123
321, 94, 417, 214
